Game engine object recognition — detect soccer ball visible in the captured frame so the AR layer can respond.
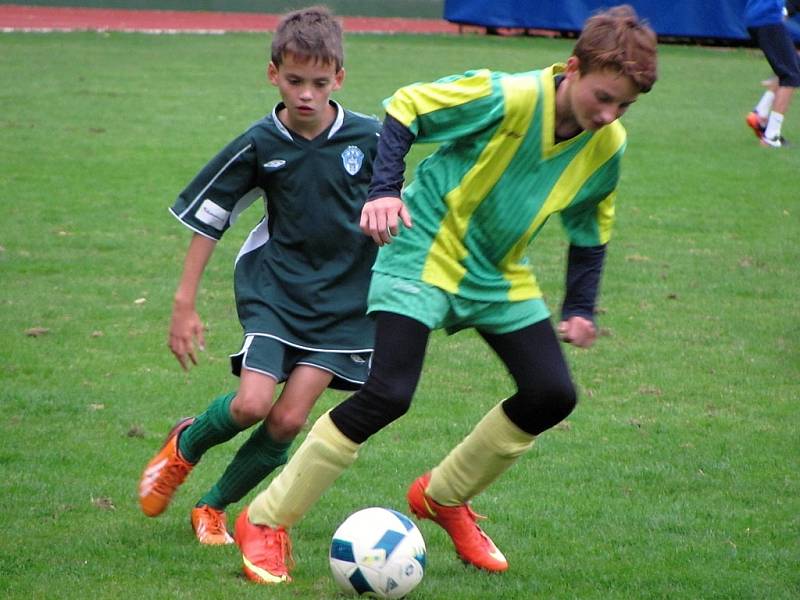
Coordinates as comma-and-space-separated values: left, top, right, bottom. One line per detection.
329, 507, 426, 598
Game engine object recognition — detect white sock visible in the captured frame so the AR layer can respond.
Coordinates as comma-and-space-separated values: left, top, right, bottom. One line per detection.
764, 111, 784, 140
754, 91, 775, 120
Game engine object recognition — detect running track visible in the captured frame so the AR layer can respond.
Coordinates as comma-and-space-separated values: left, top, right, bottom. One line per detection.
0, 4, 461, 34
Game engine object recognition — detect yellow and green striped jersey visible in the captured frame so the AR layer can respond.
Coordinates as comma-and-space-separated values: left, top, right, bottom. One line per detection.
374, 64, 625, 302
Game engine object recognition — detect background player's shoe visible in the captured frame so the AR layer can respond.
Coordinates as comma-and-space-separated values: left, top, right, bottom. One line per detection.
234, 506, 293, 584
138, 417, 195, 517
760, 133, 788, 148
191, 505, 234, 545
407, 473, 508, 572
746, 112, 765, 138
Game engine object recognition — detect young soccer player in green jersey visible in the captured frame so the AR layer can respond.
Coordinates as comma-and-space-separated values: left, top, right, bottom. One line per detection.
233, 4, 658, 583
138, 6, 381, 545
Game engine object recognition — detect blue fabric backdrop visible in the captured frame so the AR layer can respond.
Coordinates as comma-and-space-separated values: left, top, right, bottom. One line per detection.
443, 0, 800, 42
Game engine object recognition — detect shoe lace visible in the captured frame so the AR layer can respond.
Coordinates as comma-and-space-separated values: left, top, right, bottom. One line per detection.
262, 526, 295, 571
198, 506, 228, 536
450, 504, 496, 550
153, 456, 191, 496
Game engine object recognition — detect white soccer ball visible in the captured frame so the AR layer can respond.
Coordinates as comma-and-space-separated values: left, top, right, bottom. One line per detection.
329, 507, 426, 598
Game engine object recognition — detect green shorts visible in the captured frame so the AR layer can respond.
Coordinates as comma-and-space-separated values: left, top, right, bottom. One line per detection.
367, 272, 550, 335
230, 335, 371, 391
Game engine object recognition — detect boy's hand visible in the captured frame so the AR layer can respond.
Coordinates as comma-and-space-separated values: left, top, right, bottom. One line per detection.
168, 303, 206, 371
558, 316, 597, 348
360, 196, 412, 246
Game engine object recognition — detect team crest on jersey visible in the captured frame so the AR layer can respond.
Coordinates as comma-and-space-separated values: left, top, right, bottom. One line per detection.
341, 145, 364, 176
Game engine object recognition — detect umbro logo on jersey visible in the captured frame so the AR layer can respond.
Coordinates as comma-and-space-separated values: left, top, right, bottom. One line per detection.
342, 145, 364, 176
263, 159, 286, 169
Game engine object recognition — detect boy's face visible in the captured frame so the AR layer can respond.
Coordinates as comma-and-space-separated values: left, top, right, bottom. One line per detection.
268, 52, 344, 131
563, 56, 640, 131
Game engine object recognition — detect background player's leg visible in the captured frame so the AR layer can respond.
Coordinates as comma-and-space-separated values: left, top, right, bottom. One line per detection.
198, 366, 332, 510
180, 370, 277, 463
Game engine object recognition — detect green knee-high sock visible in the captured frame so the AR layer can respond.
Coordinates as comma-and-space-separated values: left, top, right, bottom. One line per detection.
178, 392, 242, 464
198, 423, 292, 510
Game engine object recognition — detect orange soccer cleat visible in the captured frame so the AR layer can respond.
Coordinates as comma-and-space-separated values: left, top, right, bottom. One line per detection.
191, 505, 234, 545
746, 111, 765, 139
138, 417, 195, 517
407, 472, 508, 572
234, 506, 294, 584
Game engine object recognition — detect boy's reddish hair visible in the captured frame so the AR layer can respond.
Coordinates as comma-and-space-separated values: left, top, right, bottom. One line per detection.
573, 4, 658, 93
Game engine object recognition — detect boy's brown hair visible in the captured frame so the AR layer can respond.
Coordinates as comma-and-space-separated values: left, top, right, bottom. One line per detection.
573, 4, 658, 93
271, 5, 344, 71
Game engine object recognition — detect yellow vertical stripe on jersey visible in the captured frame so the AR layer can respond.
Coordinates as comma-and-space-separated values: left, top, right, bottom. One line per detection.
421, 75, 538, 293
503, 124, 625, 301
596, 191, 615, 244
539, 65, 583, 159
387, 70, 495, 128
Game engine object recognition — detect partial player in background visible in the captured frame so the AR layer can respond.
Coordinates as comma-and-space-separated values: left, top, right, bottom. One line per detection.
744, 0, 800, 147
232, 4, 658, 584
138, 6, 380, 546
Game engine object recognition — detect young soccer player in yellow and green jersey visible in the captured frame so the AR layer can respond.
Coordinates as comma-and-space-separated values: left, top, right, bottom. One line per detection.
233, 5, 658, 584
370, 63, 622, 313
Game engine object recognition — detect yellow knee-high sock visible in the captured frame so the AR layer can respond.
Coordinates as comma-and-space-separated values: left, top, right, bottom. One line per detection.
427, 403, 535, 506
248, 411, 359, 528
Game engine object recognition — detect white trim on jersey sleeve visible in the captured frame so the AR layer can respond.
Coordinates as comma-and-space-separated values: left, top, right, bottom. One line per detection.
177, 143, 254, 221
168, 207, 219, 240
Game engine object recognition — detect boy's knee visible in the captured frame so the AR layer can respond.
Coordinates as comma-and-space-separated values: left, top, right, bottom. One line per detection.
230, 390, 271, 426
266, 408, 306, 441
551, 380, 578, 420
503, 379, 578, 435
364, 377, 414, 422
330, 380, 414, 443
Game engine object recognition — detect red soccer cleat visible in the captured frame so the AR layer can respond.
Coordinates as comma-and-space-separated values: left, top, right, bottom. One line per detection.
407, 472, 508, 572
235, 506, 294, 584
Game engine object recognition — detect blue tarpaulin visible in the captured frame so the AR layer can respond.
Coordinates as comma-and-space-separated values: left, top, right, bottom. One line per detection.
443, 0, 800, 42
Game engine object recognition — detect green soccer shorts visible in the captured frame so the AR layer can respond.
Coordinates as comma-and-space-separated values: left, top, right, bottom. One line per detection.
230, 334, 371, 391
367, 272, 550, 335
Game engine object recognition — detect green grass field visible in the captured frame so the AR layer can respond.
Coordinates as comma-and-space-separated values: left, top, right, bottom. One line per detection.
1, 31, 798, 599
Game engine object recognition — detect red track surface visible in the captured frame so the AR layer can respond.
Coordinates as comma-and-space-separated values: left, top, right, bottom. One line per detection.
0, 4, 460, 33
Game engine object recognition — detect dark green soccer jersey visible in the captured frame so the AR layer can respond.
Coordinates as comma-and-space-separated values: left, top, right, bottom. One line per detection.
376, 64, 624, 303
170, 101, 381, 352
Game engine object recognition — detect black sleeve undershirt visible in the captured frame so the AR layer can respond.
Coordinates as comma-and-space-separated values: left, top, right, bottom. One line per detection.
367, 114, 416, 201
561, 244, 606, 323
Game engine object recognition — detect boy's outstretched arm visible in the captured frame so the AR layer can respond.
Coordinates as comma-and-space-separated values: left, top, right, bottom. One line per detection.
361, 115, 415, 246
169, 233, 216, 370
